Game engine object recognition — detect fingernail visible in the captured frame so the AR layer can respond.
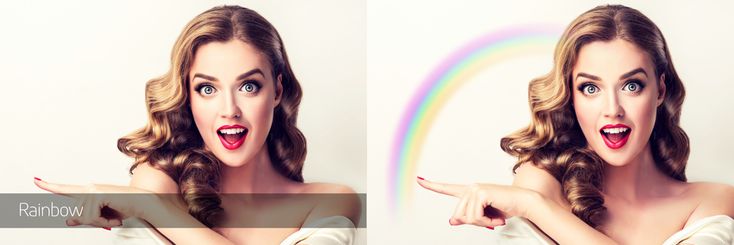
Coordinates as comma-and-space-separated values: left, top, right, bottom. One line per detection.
417, 176, 425, 180
486, 226, 494, 230
33, 177, 42, 181
102, 227, 111, 230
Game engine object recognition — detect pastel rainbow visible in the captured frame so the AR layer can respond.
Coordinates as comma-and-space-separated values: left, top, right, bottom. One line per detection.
389, 25, 562, 214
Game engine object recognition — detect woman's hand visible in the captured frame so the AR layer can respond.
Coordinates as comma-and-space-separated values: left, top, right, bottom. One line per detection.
416, 176, 542, 228
33, 177, 154, 229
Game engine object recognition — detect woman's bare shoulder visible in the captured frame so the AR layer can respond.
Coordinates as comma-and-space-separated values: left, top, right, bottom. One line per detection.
129, 163, 179, 194
513, 163, 569, 208
301, 182, 356, 194
685, 182, 734, 225
300, 183, 361, 226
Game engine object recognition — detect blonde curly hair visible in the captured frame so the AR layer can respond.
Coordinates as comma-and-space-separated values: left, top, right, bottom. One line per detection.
117, 5, 306, 227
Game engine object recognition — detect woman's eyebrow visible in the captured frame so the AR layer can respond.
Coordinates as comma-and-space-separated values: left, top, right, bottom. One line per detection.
575, 68, 647, 82
619, 68, 647, 80
576, 72, 600, 81
235, 68, 264, 81
193, 73, 218, 82
192, 68, 265, 82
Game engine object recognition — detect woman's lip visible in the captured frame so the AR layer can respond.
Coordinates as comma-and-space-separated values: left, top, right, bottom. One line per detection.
218, 124, 245, 130
217, 124, 247, 150
599, 123, 630, 130
601, 131, 629, 149
599, 123, 631, 149
218, 131, 246, 150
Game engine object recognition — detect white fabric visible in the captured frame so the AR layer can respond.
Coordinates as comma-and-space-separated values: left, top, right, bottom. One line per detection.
279, 216, 356, 245
662, 215, 734, 245
112, 216, 355, 245
497, 215, 734, 245
113, 218, 172, 245
496, 217, 556, 245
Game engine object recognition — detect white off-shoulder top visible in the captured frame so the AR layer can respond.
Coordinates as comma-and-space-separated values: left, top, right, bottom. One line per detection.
113, 216, 356, 245
496, 215, 734, 245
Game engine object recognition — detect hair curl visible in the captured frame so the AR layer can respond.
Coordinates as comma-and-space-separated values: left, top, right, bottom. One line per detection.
117, 5, 306, 227
500, 4, 689, 228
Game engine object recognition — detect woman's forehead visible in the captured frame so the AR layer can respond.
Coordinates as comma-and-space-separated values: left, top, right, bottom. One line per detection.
572, 39, 654, 79
189, 39, 273, 81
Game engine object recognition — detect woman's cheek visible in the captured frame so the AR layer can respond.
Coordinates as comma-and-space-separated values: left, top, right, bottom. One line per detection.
574, 101, 598, 139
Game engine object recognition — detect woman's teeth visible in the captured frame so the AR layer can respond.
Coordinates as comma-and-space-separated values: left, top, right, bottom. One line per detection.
602, 127, 629, 134
219, 128, 245, 135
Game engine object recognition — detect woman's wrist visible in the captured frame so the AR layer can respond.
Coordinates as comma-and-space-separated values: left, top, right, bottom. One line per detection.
523, 191, 559, 222
136, 193, 179, 224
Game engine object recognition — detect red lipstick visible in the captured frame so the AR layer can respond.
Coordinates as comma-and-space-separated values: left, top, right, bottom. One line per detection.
599, 124, 631, 149
217, 125, 247, 150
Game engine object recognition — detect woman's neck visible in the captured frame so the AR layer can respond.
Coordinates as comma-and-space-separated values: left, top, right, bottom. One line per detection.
602, 143, 680, 203
219, 146, 295, 193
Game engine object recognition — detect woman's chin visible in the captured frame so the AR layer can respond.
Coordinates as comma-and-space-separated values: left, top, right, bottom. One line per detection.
218, 157, 250, 168
591, 145, 634, 167
209, 150, 251, 168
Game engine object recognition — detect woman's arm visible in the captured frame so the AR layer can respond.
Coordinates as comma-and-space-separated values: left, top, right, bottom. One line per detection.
512, 163, 569, 209
523, 191, 615, 245
417, 177, 617, 245
129, 163, 235, 245
141, 195, 235, 245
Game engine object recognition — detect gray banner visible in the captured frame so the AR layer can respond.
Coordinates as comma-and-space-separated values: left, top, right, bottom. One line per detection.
0, 194, 366, 228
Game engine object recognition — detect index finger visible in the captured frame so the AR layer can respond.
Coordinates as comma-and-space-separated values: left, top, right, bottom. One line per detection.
416, 177, 466, 197
34, 179, 86, 197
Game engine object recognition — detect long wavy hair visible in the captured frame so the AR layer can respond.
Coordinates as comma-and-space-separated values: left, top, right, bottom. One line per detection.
500, 5, 689, 228
117, 5, 307, 227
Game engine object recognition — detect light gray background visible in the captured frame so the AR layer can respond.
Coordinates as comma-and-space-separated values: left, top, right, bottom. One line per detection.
367, 0, 734, 244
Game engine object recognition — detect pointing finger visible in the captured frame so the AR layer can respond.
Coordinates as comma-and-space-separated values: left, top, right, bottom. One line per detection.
416, 177, 466, 198
34, 178, 85, 197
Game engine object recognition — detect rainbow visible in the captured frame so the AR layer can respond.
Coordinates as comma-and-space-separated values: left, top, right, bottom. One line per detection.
389, 25, 562, 214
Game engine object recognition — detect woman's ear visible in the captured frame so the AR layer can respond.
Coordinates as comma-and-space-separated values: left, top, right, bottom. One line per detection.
657, 73, 666, 107
274, 74, 283, 107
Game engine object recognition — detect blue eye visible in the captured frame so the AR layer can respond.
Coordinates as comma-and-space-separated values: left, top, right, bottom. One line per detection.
240, 82, 260, 93
580, 84, 599, 95
623, 80, 644, 93
197, 85, 216, 95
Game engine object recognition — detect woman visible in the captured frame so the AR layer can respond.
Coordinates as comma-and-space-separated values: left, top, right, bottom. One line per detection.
34, 5, 360, 245
419, 4, 734, 244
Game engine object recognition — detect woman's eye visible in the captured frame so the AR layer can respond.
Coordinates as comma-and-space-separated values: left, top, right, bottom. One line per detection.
623, 80, 643, 92
581, 84, 599, 95
240, 82, 260, 93
198, 85, 216, 95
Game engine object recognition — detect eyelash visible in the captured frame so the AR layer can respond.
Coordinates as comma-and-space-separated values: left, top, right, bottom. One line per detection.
195, 82, 216, 96
194, 80, 262, 96
576, 79, 645, 96
240, 80, 262, 94
622, 79, 645, 93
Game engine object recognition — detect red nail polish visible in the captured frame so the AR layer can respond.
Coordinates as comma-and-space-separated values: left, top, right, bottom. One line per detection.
486, 226, 494, 230
102, 227, 111, 230
34, 177, 42, 181
417, 176, 425, 180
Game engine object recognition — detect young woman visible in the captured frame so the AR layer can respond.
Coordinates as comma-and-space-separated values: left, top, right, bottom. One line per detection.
419, 5, 734, 245
34, 5, 360, 245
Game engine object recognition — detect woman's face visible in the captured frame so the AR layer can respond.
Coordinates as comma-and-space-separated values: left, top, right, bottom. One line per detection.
188, 39, 282, 167
571, 38, 665, 167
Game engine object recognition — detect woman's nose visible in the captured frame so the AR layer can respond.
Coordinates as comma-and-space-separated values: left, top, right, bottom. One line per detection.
603, 93, 625, 118
220, 92, 242, 119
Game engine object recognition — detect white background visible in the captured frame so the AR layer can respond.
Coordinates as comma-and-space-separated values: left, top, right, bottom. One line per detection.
1, 0, 733, 244
0, 0, 365, 244
368, 0, 734, 244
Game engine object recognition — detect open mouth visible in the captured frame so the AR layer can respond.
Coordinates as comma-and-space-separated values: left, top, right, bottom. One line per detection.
217, 125, 248, 150
599, 124, 631, 149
